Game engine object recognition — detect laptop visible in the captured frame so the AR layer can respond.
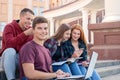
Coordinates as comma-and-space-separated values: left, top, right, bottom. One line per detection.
57, 51, 98, 80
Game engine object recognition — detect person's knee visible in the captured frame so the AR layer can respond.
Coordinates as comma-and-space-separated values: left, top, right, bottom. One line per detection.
3, 48, 16, 57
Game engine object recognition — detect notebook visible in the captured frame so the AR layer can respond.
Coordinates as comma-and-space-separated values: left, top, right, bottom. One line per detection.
52, 57, 83, 66
57, 51, 98, 80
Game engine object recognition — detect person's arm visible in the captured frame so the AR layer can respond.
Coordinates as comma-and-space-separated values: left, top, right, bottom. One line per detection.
44, 38, 57, 57
23, 63, 69, 79
3, 25, 32, 48
61, 41, 72, 60
71, 48, 83, 58
80, 42, 87, 61
23, 63, 57, 79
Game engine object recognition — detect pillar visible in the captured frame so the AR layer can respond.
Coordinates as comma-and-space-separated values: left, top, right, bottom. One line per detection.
54, 20, 60, 32
49, 18, 55, 36
82, 9, 89, 43
8, 0, 13, 23
27, 0, 32, 9
90, 10, 97, 44
102, 0, 120, 22
90, 10, 97, 24
44, 0, 50, 10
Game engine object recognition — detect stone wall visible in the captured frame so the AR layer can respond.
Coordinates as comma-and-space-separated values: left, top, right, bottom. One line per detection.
88, 21, 120, 60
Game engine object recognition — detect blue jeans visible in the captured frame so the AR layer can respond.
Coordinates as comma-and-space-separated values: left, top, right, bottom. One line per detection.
79, 65, 101, 80
1, 48, 19, 80
21, 77, 28, 80
52, 63, 72, 75
69, 62, 82, 75
52, 62, 101, 80
52, 62, 82, 75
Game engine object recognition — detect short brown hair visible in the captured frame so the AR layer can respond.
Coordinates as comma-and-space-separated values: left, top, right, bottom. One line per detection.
32, 16, 48, 29
20, 8, 34, 16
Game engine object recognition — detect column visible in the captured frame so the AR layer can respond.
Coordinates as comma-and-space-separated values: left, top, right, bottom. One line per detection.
8, 0, 13, 23
49, 18, 55, 36
81, 9, 89, 43
90, 10, 97, 44
90, 10, 97, 24
54, 20, 60, 32
44, 0, 50, 10
102, 0, 120, 22
27, 0, 32, 9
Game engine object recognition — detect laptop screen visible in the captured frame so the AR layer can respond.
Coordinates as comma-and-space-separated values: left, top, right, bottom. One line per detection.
85, 51, 98, 79
57, 51, 98, 80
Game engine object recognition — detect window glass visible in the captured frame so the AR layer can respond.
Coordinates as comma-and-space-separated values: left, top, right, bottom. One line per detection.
39, 7, 44, 16
0, 22, 6, 48
33, 7, 38, 16
0, 22, 6, 32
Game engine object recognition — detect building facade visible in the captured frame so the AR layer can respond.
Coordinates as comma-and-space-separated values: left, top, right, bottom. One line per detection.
0, 0, 120, 60
43, 0, 120, 60
0, 0, 45, 48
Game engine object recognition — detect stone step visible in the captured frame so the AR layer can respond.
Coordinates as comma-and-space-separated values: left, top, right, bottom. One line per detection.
0, 70, 19, 80
1, 59, 120, 79
102, 73, 120, 80
95, 60, 120, 68
0, 57, 19, 80
96, 64, 120, 78
95, 60, 120, 78
0, 71, 6, 80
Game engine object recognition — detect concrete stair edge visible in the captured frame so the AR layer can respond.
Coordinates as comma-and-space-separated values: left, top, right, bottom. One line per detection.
95, 60, 120, 68
96, 65, 120, 78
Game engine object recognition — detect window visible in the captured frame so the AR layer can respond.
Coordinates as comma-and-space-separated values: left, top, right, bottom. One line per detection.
33, 7, 39, 16
35, 0, 44, 2
0, 22, 6, 48
33, 7, 44, 16
39, 0, 44, 1
0, 22, 6, 32
39, 7, 44, 16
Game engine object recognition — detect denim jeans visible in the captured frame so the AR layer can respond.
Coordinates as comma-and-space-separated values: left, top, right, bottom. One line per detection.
1, 48, 19, 80
79, 65, 101, 80
69, 62, 82, 75
52, 62, 101, 80
52, 62, 83, 76
52, 63, 72, 75
21, 77, 28, 80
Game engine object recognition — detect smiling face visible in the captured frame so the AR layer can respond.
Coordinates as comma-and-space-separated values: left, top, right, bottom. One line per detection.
20, 12, 34, 30
33, 23, 48, 41
63, 29, 71, 41
71, 29, 80, 41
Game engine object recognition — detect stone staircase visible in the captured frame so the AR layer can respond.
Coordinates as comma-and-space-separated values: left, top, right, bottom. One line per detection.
0, 57, 6, 80
95, 60, 120, 79
0, 57, 120, 80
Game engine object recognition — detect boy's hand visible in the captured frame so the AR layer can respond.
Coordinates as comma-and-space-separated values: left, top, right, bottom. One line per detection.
55, 69, 70, 78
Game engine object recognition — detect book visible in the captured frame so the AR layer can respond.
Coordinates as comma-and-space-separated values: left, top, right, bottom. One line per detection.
52, 57, 83, 66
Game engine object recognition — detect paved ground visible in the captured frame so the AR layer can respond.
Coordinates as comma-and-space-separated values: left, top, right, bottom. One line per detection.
102, 74, 120, 80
